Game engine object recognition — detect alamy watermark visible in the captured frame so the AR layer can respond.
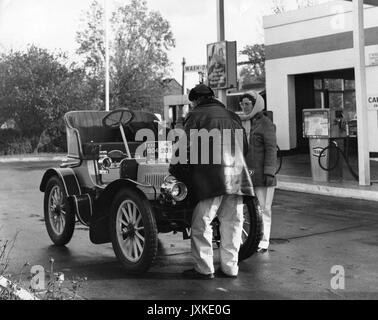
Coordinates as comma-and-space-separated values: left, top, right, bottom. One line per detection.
330, 265, 345, 290
132, 124, 246, 174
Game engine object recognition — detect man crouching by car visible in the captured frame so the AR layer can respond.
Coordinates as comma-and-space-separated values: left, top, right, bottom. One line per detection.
169, 84, 253, 279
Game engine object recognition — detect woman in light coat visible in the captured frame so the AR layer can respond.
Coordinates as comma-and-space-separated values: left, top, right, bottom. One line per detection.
238, 91, 277, 252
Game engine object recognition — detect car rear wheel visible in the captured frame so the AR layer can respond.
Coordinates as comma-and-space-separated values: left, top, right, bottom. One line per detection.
238, 197, 263, 261
44, 176, 75, 246
109, 188, 158, 274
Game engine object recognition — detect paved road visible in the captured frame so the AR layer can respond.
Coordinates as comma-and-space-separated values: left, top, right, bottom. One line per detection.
1, 161, 378, 300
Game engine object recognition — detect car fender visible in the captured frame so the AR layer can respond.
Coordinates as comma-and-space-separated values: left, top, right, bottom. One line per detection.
89, 179, 154, 245
40, 168, 95, 227
40, 168, 81, 196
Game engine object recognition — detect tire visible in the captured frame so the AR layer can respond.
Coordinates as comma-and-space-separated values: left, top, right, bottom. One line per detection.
238, 196, 263, 261
109, 188, 158, 274
44, 176, 75, 246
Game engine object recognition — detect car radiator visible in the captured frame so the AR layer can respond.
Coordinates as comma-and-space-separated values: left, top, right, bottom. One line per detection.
143, 173, 166, 187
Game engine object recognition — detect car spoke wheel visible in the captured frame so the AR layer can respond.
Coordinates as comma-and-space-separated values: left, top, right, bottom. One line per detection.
238, 196, 263, 261
241, 205, 251, 244
110, 188, 158, 274
117, 200, 145, 263
44, 176, 75, 246
48, 186, 67, 235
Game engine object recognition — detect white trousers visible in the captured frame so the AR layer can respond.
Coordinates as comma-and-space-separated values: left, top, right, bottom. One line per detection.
191, 194, 244, 276
254, 187, 275, 250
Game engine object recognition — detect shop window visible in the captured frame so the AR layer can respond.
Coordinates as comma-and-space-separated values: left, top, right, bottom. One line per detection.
344, 91, 356, 121
314, 91, 322, 108
313, 78, 355, 117
324, 79, 343, 91
314, 79, 322, 90
329, 92, 344, 109
344, 80, 355, 90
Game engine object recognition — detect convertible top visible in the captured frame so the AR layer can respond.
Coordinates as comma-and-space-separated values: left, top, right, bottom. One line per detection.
64, 109, 159, 158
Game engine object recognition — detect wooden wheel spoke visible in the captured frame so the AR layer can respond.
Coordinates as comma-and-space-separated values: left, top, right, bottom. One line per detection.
135, 237, 143, 253
60, 216, 65, 228
135, 230, 145, 242
126, 239, 133, 257
59, 216, 64, 231
121, 207, 131, 223
132, 206, 137, 224
121, 217, 128, 227
127, 203, 133, 221
135, 214, 142, 226
56, 218, 61, 233
52, 191, 58, 205
133, 240, 138, 259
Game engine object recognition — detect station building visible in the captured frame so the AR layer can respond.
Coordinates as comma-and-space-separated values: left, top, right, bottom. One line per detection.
263, 1, 378, 153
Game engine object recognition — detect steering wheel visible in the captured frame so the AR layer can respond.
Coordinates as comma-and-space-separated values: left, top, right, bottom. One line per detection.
102, 108, 134, 129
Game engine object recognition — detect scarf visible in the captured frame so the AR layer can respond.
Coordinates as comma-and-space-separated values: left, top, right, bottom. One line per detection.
236, 92, 265, 144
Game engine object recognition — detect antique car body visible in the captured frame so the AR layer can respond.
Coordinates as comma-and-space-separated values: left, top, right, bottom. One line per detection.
40, 108, 262, 274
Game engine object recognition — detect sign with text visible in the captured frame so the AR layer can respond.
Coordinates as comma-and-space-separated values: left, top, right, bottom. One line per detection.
158, 141, 173, 162
146, 142, 156, 162
207, 41, 237, 90
303, 109, 330, 138
367, 94, 378, 110
368, 52, 378, 66
145, 141, 173, 163
185, 65, 206, 73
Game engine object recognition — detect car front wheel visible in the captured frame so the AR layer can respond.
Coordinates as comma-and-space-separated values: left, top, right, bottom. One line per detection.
238, 197, 263, 261
109, 188, 158, 274
44, 176, 75, 246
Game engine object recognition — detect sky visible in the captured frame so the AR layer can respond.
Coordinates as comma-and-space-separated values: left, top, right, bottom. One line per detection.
0, 0, 332, 90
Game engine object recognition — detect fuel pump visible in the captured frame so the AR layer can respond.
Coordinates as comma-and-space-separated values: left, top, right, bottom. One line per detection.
303, 108, 352, 182
317, 111, 359, 181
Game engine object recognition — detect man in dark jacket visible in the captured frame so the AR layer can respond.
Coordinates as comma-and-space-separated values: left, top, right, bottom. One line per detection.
169, 84, 253, 279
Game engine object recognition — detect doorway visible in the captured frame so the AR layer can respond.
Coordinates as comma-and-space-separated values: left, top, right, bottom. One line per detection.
295, 68, 356, 153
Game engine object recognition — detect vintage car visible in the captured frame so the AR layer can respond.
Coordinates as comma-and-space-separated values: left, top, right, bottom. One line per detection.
39, 108, 263, 274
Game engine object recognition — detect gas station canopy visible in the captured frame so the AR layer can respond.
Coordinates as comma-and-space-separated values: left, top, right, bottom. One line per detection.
345, 0, 378, 6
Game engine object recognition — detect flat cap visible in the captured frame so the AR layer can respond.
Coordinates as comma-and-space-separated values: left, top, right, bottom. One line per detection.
188, 84, 215, 102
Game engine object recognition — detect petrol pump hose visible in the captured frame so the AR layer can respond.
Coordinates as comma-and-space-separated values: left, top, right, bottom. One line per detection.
276, 145, 283, 175
317, 137, 359, 181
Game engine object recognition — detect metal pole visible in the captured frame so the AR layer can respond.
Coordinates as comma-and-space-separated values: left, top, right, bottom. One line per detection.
182, 57, 186, 95
216, 0, 225, 42
216, 0, 227, 105
104, 0, 110, 111
353, 0, 370, 185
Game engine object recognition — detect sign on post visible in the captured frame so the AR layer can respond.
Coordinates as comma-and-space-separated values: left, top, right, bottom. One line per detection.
367, 94, 378, 110
206, 41, 237, 90
185, 65, 206, 73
